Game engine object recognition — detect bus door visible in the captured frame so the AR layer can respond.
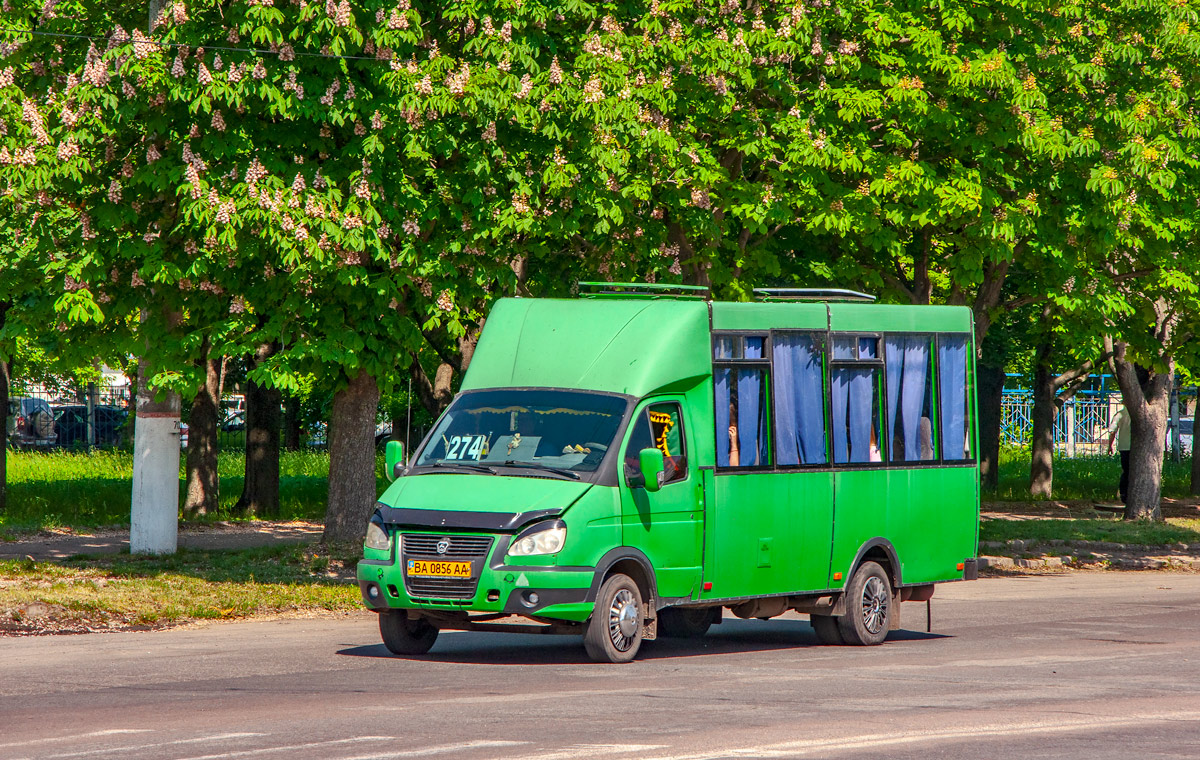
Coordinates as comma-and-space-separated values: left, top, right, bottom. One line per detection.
619, 399, 704, 600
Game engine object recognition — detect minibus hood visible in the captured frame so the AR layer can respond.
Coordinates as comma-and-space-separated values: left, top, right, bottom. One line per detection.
375, 473, 592, 532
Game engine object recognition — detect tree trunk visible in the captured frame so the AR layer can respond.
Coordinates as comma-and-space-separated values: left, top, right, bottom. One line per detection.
234, 345, 281, 518
1191, 394, 1200, 497
1110, 340, 1170, 521
0, 352, 8, 513
183, 339, 223, 518
977, 362, 1005, 494
1029, 342, 1056, 499
283, 394, 301, 451
324, 370, 381, 543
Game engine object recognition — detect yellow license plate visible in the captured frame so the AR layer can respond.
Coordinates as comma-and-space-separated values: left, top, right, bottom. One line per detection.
406, 559, 472, 578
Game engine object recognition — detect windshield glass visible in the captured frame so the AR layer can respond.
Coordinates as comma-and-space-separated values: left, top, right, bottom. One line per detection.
415, 389, 629, 474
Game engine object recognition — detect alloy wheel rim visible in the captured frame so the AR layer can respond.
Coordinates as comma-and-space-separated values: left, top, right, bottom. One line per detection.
608, 589, 639, 651
861, 576, 889, 635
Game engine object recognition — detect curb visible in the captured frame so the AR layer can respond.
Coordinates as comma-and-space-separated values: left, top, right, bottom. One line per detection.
979, 554, 1200, 571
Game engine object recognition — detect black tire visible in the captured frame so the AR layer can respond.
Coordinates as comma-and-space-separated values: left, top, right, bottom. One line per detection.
810, 613, 844, 645
837, 561, 893, 646
379, 610, 439, 655
584, 573, 644, 663
659, 606, 716, 639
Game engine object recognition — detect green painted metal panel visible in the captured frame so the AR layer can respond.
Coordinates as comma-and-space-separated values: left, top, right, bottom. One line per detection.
830, 466, 978, 586
618, 396, 704, 599
700, 471, 834, 600
711, 301, 828, 330
829, 303, 972, 333
462, 298, 711, 397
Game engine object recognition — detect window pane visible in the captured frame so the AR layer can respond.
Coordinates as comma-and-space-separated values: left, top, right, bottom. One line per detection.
832, 337, 856, 360
773, 333, 828, 465
858, 337, 878, 359
716, 367, 769, 467
417, 389, 625, 472
624, 414, 654, 483
714, 335, 736, 360
886, 336, 935, 462
939, 335, 970, 460
744, 336, 765, 359
831, 367, 883, 464
648, 404, 687, 483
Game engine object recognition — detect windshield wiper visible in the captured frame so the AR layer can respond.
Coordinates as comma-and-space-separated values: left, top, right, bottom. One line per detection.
427, 461, 497, 474
500, 460, 581, 480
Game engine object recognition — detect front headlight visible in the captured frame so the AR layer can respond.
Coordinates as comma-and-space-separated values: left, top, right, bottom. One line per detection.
508, 522, 567, 557
364, 515, 391, 552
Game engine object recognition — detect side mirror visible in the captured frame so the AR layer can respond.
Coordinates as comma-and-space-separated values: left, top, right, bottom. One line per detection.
384, 440, 405, 482
639, 448, 665, 493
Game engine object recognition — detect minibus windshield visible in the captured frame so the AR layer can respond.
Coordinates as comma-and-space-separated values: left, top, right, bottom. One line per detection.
414, 389, 629, 475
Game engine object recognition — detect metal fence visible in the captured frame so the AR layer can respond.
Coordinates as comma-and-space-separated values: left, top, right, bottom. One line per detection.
1001, 374, 1196, 457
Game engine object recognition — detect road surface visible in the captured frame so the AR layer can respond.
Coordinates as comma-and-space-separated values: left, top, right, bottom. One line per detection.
3, 572, 1200, 759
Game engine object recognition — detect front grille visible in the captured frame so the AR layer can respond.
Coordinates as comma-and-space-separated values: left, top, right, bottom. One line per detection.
401, 533, 494, 600
402, 534, 493, 558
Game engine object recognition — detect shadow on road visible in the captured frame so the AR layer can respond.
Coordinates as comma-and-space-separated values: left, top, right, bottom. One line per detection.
337, 618, 951, 665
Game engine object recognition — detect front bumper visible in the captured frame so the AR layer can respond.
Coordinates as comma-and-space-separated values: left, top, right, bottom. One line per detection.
357, 532, 595, 622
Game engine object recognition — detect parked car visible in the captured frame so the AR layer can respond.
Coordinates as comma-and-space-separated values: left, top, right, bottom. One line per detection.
221, 411, 245, 433
7, 397, 57, 449
52, 404, 128, 448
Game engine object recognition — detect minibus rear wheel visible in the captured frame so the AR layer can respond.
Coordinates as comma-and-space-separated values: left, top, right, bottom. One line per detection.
379, 610, 439, 655
837, 561, 893, 646
584, 573, 644, 663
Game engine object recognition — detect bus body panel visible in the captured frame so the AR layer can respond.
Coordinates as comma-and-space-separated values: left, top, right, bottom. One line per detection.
701, 471, 835, 601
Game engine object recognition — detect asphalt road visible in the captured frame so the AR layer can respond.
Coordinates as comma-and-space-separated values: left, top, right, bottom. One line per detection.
3, 572, 1200, 760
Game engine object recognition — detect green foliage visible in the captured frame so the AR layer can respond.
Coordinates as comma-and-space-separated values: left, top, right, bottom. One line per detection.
1, 0, 1199, 395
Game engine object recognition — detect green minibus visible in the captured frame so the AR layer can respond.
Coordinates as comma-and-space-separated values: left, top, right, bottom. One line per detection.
358, 285, 979, 662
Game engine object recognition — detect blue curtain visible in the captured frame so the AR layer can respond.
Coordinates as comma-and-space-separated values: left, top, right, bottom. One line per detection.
886, 337, 931, 462
737, 369, 767, 465
715, 367, 731, 466
939, 336, 969, 460
833, 367, 875, 463
773, 334, 827, 465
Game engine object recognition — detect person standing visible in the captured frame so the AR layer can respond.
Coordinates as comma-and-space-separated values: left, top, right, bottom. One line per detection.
1106, 404, 1132, 503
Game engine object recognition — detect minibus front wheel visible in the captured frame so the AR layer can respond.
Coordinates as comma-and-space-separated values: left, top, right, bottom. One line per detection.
379, 610, 439, 655
584, 573, 644, 663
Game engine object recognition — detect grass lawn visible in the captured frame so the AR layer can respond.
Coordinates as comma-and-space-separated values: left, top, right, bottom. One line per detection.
993, 448, 1192, 502
0, 544, 363, 634
0, 449, 385, 536
981, 516, 1200, 547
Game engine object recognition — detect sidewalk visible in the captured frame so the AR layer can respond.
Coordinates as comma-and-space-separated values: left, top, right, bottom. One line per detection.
0, 521, 324, 561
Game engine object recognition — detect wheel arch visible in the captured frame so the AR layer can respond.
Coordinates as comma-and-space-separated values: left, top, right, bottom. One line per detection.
586, 547, 658, 611
847, 538, 902, 587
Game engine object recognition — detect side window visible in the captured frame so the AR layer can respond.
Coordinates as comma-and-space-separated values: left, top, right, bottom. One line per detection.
885, 336, 936, 462
938, 334, 972, 460
713, 334, 771, 468
623, 403, 688, 485
772, 332, 828, 465
830, 334, 884, 464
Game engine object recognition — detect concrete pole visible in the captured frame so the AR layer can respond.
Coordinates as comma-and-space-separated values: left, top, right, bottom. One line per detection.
130, 357, 181, 555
